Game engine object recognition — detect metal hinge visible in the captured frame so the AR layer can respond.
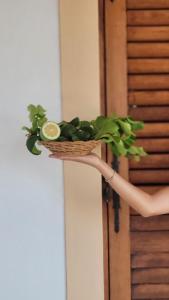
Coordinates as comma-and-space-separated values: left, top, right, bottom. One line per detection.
102, 176, 113, 204
102, 156, 121, 233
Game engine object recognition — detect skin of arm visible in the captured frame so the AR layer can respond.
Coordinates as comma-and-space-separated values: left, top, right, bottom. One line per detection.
49, 152, 169, 217
96, 158, 169, 217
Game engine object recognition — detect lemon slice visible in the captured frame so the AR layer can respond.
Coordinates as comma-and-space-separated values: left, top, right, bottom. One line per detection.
40, 121, 61, 141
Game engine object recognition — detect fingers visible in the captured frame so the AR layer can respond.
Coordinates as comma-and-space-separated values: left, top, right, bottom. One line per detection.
49, 154, 57, 158
48, 152, 98, 162
49, 153, 78, 160
49, 153, 66, 159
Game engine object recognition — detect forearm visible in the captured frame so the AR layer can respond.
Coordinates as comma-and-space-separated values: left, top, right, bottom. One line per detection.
96, 159, 153, 217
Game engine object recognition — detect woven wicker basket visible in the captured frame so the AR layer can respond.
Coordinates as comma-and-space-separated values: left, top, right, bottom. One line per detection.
39, 139, 102, 156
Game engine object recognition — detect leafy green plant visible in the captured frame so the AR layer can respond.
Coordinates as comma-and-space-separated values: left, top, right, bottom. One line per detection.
91, 114, 147, 160
22, 104, 147, 160
22, 104, 48, 155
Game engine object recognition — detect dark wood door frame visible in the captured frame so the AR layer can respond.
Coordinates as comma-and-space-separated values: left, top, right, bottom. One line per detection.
99, 1, 131, 300
98, 1, 110, 298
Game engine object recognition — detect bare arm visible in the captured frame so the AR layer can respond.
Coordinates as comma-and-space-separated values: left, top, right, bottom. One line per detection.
50, 152, 169, 217
96, 158, 169, 217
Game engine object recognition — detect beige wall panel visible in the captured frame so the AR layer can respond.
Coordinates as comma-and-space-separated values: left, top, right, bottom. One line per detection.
59, 1, 104, 300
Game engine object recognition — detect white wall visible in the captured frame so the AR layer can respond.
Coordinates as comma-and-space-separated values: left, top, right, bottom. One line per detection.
0, 1, 66, 299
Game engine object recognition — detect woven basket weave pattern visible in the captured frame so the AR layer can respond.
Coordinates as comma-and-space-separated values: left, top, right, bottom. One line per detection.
39, 140, 102, 156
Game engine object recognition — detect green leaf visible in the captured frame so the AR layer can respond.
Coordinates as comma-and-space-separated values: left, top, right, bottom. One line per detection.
114, 140, 127, 156
82, 126, 95, 138
26, 135, 41, 155
117, 119, 132, 135
123, 135, 136, 147
27, 104, 47, 133
91, 116, 106, 129
70, 117, 80, 127
99, 133, 114, 143
127, 145, 147, 157
71, 133, 80, 141
80, 120, 91, 128
37, 105, 46, 116
127, 117, 144, 131
56, 136, 69, 141
113, 135, 121, 143
22, 126, 32, 133
76, 130, 91, 141
27, 104, 37, 122
38, 116, 47, 127
58, 120, 68, 127
94, 119, 119, 139
32, 119, 38, 132
61, 124, 77, 139
109, 143, 120, 157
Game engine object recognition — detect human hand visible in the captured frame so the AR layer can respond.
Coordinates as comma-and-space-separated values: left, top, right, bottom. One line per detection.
49, 152, 102, 169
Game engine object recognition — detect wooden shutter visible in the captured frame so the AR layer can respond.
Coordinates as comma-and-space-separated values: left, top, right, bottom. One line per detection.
127, 1, 169, 299
100, 1, 169, 299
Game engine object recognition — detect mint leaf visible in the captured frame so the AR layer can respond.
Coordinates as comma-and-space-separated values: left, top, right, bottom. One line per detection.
22, 126, 32, 134
37, 105, 46, 116
28, 104, 37, 122
38, 116, 47, 127
70, 117, 80, 127
117, 119, 132, 135
99, 133, 114, 143
26, 135, 41, 155
80, 120, 91, 129
94, 118, 119, 139
127, 145, 147, 157
26, 104, 47, 133
127, 117, 144, 131
61, 124, 77, 139
114, 140, 127, 156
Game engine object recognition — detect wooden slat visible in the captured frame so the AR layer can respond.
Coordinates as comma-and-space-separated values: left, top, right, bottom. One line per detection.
132, 268, 169, 284
128, 43, 169, 58
129, 75, 169, 90
129, 170, 169, 184
132, 253, 169, 269
128, 58, 169, 74
128, 27, 169, 42
140, 185, 167, 194
135, 138, 169, 152
131, 231, 169, 253
131, 215, 169, 231
128, 91, 169, 106
128, 10, 169, 26
136, 123, 169, 137
129, 107, 169, 121
127, 0, 169, 9
130, 154, 169, 169
132, 283, 169, 299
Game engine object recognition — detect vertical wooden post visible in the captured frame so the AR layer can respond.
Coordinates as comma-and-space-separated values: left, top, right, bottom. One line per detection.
59, 1, 104, 300
105, 0, 131, 299
99, 1, 110, 299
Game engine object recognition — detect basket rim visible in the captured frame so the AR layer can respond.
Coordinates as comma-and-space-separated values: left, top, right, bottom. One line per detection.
39, 139, 102, 144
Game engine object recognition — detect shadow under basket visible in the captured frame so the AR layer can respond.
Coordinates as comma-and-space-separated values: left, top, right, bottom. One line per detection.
39, 139, 102, 156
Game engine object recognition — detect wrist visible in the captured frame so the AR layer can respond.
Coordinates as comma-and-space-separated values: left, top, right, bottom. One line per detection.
96, 158, 115, 178
92, 156, 103, 169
